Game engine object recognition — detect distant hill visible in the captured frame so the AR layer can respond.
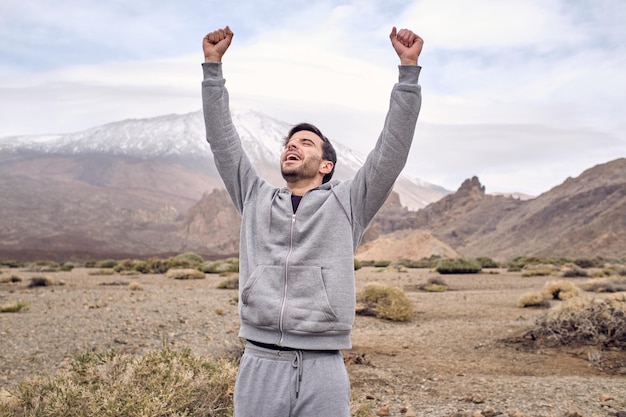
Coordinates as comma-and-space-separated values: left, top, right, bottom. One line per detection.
361, 158, 626, 261
0, 109, 448, 261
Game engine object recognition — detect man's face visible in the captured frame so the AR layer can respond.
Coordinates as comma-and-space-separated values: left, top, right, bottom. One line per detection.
280, 130, 327, 183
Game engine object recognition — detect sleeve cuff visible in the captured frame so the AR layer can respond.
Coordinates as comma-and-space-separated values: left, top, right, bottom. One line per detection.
398, 65, 421, 84
202, 62, 223, 81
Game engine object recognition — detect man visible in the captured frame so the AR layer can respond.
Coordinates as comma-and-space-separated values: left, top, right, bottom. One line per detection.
202, 25, 423, 417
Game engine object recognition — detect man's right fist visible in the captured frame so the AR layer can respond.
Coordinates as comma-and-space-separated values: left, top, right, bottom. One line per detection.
203, 26, 234, 62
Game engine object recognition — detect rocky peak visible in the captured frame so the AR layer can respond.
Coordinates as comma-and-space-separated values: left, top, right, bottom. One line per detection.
456, 176, 486, 200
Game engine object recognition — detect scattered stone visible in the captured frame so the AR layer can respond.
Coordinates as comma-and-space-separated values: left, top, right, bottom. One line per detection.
376, 405, 391, 416
565, 409, 584, 417
600, 394, 614, 402
482, 408, 501, 417
463, 393, 485, 404
344, 352, 370, 365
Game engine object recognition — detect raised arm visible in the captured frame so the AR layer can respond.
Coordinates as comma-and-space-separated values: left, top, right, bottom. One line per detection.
201, 26, 263, 213
349, 28, 423, 233
203, 26, 234, 63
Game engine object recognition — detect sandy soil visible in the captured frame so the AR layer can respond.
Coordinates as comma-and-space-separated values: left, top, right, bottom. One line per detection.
1, 266, 625, 417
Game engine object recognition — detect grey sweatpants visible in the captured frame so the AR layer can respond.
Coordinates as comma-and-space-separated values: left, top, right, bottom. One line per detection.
234, 342, 351, 417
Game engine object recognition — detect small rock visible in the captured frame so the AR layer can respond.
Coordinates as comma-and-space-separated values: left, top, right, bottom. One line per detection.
482, 409, 501, 417
473, 411, 484, 417
377, 405, 391, 416
565, 409, 584, 417
600, 394, 614, 402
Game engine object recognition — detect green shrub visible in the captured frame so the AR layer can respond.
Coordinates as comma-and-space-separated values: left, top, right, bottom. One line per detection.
167, 252, 205, 270
26, 260, 61, 272
94, 259, 118, 269
0, 346, 237, 417
521, 263, 559, 277
199, 258, 239, 274
573, 257, 605, 269
145, 257, 170, 274
475, 257, 499, 268
435, 258, 482, 274
373, 260, 391, 268
356, 285, 413, 321
354, 258, 363, 271
398, 255, 443, 269
0, 259, 22, 268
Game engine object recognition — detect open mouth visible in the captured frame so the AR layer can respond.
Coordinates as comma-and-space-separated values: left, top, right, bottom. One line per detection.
285, 153, 301, 162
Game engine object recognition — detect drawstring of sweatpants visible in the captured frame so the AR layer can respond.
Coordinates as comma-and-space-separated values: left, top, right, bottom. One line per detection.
291, 350, 304, 398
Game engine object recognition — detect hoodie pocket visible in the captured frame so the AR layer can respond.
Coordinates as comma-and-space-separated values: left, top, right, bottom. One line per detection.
283, 266, 339, 333
240, 265, 284, 329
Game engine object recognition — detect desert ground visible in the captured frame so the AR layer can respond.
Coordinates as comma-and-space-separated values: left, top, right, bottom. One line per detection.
1, 266, 625, 417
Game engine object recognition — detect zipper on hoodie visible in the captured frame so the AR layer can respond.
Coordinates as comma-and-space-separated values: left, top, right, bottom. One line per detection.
278, 212, 296, 346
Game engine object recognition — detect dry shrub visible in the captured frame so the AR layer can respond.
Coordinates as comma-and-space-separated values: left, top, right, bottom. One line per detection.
546, 297, 590, 319
128, 282, 143, 291
356, 285, 413, 322
88, 269, 115, 276
0, 346, 237, 417
27, 276, 54, 288
420, 277, 448, 292
217, 276, 239, 290
522, 264, 559, 277
603, 263, 626, 276
605, 292, 626, 305
581, 277, 626, 293
542, 280, 580, 300
517, 292, 550, 308
560, 263, 589, 278
166, 268, 206, 280
0, 301, 28, 313
0, 275, 22, 284
529, 299, 626, 348
200, 258, 239, 274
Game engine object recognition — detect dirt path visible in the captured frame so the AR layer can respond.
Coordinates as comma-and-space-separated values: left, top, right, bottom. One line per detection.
1, 267, 625, 416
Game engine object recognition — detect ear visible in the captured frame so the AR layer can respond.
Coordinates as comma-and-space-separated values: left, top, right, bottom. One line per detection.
319, 161, 334, 175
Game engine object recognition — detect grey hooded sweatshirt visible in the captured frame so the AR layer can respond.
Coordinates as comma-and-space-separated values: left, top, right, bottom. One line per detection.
202, 62, 421, 350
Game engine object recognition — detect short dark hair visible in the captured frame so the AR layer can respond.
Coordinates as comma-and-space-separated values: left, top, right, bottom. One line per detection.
285, 123, 337, 183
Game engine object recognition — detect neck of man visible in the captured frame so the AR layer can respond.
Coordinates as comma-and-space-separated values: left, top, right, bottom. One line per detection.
286, 178, 323, 196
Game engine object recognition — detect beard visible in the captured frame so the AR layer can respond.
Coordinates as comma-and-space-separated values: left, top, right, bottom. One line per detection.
280, 155, 322, 183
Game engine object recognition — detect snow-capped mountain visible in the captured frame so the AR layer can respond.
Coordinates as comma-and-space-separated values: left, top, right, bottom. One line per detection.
0, 109, 448, 209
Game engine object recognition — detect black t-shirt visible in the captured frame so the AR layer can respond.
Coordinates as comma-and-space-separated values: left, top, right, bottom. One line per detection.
291, 195, 303, 213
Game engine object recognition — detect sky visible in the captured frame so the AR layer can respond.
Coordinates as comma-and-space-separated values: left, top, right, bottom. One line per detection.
0, 0, 625, 196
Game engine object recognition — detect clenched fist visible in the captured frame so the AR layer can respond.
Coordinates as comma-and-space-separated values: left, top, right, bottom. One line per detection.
203, 26, 234, 62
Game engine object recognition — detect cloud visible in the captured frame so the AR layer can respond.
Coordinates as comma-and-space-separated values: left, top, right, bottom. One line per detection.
0, 0, 624, 196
